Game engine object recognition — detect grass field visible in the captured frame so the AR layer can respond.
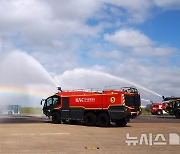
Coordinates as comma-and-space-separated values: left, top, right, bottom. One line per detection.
20, 107, 43, 115
141, 107, 151, 115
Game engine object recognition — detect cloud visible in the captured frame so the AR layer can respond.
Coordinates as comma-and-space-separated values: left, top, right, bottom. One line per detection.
0, 0, 102, 54
104, 28, 178, 57
90, 50, 121, 60
101, 0, 152, 23
133, 46, 177, 56
43, 0, 100, 21
153, 0, 180, 10
104, 29, 154, 48
0, 0, 100, 37
31, 50, 80, 74
0, 0, 51, 30
0, 35, 15, 53
101, 0, 180, 23
103, 0, 151, 11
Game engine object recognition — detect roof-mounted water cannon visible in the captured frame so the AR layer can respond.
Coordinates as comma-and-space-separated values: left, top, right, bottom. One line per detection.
121, 86, 138, 94
162, 96, 180, 101
162, 96, 165, 100
57, 87, 63, 92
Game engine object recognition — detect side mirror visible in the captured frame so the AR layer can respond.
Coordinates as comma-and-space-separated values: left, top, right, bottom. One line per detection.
40, 99, 45, 105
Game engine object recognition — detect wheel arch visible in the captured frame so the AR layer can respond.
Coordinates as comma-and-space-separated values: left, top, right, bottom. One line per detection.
51, 109, 61, 114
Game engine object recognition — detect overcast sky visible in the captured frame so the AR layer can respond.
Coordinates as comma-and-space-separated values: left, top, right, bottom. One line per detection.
0, 0, 180, 106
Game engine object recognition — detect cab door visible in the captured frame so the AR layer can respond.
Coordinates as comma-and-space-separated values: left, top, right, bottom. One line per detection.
43, 96, 59, 117
43, 97, 53, 117
61, 97, 70, 120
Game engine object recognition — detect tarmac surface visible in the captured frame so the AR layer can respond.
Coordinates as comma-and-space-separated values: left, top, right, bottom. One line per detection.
0, 115, 179, 153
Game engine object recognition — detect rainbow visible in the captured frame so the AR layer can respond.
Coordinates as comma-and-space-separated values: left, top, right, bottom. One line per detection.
0, 86, 54, 98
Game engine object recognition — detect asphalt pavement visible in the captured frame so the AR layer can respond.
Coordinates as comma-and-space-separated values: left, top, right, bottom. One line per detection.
0, 114, 179, 153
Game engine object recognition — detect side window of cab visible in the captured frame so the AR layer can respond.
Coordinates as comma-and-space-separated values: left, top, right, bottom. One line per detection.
47, 98, 53, 107
53, 97, 60, 106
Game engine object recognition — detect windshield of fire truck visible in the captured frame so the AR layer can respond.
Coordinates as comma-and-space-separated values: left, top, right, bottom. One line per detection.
45, 96, 59, 107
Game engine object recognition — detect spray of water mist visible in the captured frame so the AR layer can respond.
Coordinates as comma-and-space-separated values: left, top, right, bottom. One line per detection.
110, 75, 162, 98
59, 68, 162, 96
0, 51, 57, 107
95, 72, 162, 97
55, 68, 162, 104
141, 99, 153, 103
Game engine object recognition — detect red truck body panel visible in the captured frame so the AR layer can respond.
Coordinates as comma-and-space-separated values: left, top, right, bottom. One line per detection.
56, 90, 125, 109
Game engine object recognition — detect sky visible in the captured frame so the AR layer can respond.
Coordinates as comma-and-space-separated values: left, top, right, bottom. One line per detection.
0, 0, 180, 106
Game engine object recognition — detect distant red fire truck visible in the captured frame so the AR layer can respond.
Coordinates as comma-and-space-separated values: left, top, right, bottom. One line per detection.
41, 86, 141, 127
150, 103, 166, 115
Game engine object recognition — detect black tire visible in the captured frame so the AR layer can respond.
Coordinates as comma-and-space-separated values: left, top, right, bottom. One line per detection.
52, 112, 61, 124
84, 112, 97, 126
175, 111, 180, 119
115, 118, 127, 127
97, 113, 110, 127
157, 110, 162, 115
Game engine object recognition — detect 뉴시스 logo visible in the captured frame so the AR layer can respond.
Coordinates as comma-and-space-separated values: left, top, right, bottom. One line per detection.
125, 133, 180, 146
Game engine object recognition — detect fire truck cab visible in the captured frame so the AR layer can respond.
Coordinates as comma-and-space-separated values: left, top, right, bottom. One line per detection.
163, 97, 180, 118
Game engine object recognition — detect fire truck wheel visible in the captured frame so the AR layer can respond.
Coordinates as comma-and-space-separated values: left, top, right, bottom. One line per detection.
115, 118, 127, 127
52, 112, 61, 124
175, 111, 180, 119
157, 110, 162, 115
97, 113, 110, 127
84, 112, 97, 126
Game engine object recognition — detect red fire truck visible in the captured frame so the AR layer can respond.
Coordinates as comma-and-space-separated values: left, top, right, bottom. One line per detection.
41, 87, 141, 127
150, 103, 166, 115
